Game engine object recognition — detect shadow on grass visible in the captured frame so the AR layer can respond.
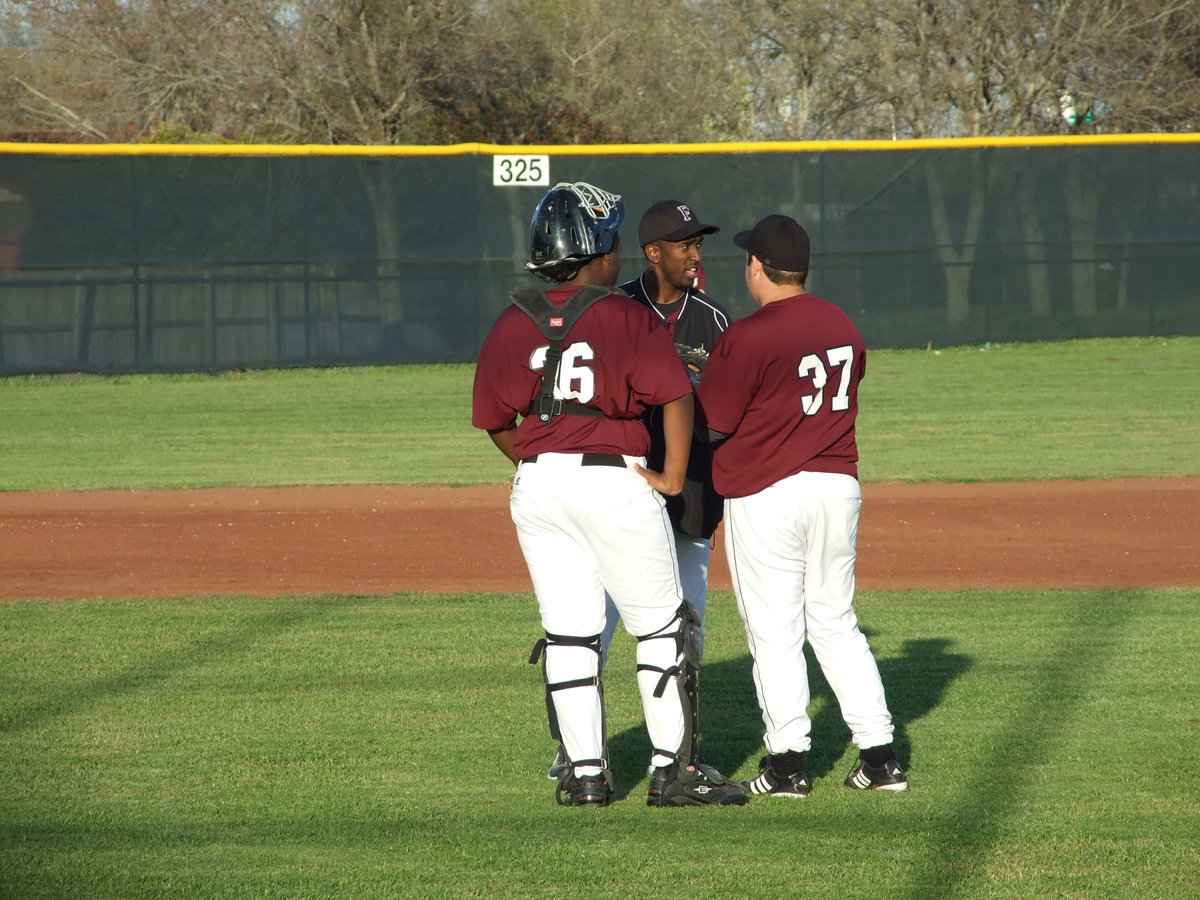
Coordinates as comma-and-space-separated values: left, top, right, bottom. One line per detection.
605, 631, 972, 801
901, 590, 1138, 900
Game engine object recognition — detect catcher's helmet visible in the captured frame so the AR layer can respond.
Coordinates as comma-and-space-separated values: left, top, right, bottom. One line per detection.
526, 181, 624, 282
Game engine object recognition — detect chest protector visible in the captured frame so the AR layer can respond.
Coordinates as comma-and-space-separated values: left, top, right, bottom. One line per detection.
510, 285, 621, 422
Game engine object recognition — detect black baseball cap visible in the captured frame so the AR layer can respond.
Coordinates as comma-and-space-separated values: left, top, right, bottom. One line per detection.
638, 200, 720, 246
733, 214, 811, 273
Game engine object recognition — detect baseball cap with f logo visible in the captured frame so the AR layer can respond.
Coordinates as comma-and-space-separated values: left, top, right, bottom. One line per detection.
638, 200, 720, 247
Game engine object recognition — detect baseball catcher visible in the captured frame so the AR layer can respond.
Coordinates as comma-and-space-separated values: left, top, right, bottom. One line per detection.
471, 181, 746, 808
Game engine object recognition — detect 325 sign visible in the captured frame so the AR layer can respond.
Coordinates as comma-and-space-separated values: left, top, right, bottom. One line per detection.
493, 155, 550, 187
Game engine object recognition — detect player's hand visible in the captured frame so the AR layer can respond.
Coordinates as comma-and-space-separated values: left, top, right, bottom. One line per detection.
633, 463, 684, 497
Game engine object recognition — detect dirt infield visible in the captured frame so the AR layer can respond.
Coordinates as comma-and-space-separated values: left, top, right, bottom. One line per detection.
2, 478, 1197, 601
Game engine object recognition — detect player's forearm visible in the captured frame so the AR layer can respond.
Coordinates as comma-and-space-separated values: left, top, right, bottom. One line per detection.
657, 394, 694, 496
488, 426, 520, 466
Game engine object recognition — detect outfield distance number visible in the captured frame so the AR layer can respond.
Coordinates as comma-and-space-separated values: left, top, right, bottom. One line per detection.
493, 155, 549, 186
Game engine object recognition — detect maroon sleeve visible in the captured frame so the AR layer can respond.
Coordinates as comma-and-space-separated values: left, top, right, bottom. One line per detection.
472, 306, 534, 432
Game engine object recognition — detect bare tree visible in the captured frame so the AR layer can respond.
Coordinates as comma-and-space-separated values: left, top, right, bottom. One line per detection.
1, 0, 128, 139
288, 1, 475, 143
4, 0, 664, 143
711, 0, 1200, 140
705, 0, 887, 140
465, 0, 752, 143
5, 1, 306, 141
7, 0, 1198, 144
1067, 0, 1200, 133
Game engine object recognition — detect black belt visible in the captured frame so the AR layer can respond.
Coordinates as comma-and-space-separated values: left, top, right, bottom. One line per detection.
521, 453, 626, 468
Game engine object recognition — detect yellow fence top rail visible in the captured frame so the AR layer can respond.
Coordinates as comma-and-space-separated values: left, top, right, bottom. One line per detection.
2, 134, 1198, 157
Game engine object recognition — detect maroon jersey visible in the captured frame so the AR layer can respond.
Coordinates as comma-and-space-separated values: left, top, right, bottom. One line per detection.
472, 285, 693, 459
697, 292, 865, 498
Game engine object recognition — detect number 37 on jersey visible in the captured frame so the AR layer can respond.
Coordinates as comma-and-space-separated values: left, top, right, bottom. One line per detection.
799, 345, 856, 416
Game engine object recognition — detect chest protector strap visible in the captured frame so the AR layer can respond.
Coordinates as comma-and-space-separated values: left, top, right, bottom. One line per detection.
510, 285, 620, 422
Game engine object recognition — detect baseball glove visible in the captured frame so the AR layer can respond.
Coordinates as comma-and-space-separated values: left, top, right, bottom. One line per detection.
675, 343, 709, 387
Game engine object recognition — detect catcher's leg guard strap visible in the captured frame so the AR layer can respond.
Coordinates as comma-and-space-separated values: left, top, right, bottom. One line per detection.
635, 600, 703, 695
529, 632, 607, 769
635, 601, 703, 766
635, 600, 703, 665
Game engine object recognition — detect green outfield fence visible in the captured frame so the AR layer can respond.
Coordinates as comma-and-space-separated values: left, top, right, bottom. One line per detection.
1, 135, 1198, 375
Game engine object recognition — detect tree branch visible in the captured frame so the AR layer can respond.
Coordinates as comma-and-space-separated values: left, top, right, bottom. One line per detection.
11, 76, 109, 140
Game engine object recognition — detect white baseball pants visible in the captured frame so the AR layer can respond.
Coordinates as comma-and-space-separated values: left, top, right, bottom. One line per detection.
600, 530, 710, 665
724, 471, 895, 754
510, 452, 687, 772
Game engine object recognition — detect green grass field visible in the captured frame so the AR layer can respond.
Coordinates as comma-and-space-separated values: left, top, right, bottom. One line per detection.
2, 336, 1198, 491
2, 337, 1199, 898
3, 590, 1197, 899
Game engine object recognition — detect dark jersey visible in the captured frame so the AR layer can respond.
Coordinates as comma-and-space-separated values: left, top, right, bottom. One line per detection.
472, 285, 693, 460
619, 276, 731, 538
698, 292, 865, 499
619, 276, 730, 351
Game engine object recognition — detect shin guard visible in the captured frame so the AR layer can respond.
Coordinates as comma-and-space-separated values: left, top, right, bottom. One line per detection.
528, 632, 607, 771
635, 600, 704, 766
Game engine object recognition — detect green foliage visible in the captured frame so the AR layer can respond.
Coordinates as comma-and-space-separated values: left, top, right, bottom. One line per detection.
138, 122, 236, 145
2, 337, 1198, 492
429, 98, 629, 145
1, 588, 1196, 898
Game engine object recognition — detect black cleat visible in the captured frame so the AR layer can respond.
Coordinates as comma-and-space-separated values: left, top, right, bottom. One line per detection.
649, 762, 748, 807
743, 753, 812, 798
556, 770, 612, 807
844, 758, 908, 792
